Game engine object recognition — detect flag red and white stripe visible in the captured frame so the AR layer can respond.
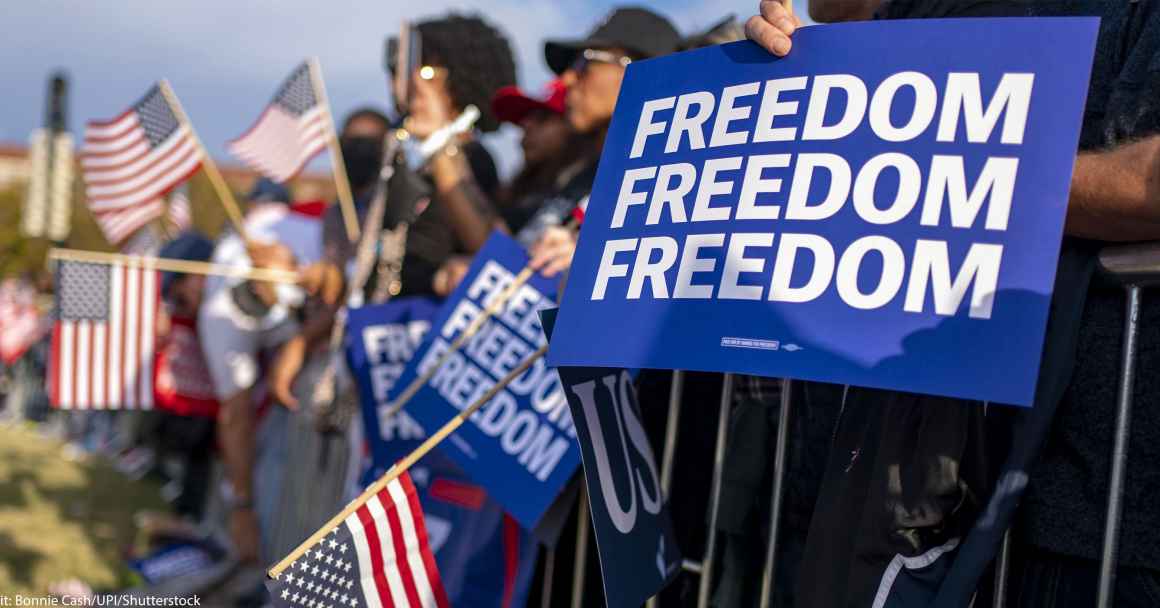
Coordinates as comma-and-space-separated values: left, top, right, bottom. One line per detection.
93, 197, 164, 245
0, 280, 47, 365
229, 62, 329, 182
268, 471, 449, 608
50, 259, 158, 410
82, 85, 202, 245
168, 188, 192, 232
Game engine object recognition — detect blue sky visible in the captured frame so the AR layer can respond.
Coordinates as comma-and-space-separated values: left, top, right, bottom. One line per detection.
4, 0, 809, 177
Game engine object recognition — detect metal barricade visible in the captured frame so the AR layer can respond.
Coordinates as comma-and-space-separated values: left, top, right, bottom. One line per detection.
572, 242, 1157, 607
648, 372, 796, 608
1094, 242, 1157, 608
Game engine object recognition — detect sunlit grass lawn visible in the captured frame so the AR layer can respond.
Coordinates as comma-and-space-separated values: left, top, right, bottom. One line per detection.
0, 422, 167, 594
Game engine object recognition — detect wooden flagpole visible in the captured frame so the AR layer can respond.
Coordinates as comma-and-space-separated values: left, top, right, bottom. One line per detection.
48, 248, 299, 284
308, 57, 360, 244
158, 80, 250, 241
268, 342, 548, 578
381, 264, 535, 419
379, 216, 579, 421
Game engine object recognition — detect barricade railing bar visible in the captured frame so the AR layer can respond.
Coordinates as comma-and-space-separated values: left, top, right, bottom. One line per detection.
759, 379, 793, 608
695, 372, 735, 608
565, 242, 1157, 607
1093, 242, 1157, 608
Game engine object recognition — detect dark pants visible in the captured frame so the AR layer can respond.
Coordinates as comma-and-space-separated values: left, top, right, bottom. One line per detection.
1011, 547, 1160, 608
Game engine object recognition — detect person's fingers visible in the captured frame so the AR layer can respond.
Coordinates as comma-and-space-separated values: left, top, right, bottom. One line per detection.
529, 243, 555, 270
447, 264, 469, 292
746, 15, 793, 57
534, 244, 576, 278
529, 251, 549, 271
544, 255, 574, 278
759, 0, 797, 36
530, 228, 575, 270
530, 242, 565, 271
297, 265, 321, 295
432, 267, 451, 296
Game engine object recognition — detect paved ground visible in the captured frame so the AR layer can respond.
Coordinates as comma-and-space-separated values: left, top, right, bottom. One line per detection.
0, 422, 166, 595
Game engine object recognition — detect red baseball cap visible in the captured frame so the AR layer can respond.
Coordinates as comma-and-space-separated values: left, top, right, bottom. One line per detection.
491, 79, 566, 125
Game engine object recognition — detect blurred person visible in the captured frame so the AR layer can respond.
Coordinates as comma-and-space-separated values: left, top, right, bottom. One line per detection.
492, 78, 593, 244
747, 1, 1160, 606
269, 108, 388, 410
528, 7, 681, 278
271, 16, 518, 405
430, 78, 600, 296
391, 14, 515, 287
197, 177, 320, 565
520, 10, 682, 607
151, 232, 219, 521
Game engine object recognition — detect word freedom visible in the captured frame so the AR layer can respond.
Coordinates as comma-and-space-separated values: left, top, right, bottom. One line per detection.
363, 318, 430, 442
594, 71, 1035, 319
417, 261, 574, 481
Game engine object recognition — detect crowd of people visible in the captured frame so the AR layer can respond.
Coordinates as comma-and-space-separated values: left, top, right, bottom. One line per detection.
2, 1, 1159, 607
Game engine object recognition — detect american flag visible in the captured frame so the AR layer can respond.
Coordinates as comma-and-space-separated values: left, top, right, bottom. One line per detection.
167, 188, 193, 232
0, 280, 47, 365
230, 62, 329, 182
121, 224, 163, 257
50, 259, 158, 410
82, 85, 202, 245
268, 472, 449, 608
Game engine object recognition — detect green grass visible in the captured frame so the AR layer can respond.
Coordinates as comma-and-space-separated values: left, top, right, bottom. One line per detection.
0, 423, 168, 594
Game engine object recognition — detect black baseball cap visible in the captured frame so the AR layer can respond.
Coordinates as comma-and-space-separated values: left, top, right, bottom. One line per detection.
159, 231, 214, 295
544, 7, 681, 75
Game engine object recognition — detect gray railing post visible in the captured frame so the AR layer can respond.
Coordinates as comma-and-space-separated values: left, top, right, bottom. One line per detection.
759, 379, 793, 608
696, 373, 734, 608
993, 529, 1011, 608
660, 370, 685, 495
647, 370, 686, 608
540, 548, 555, 608
571, 482, 592, 608
1092, 242, 1158, 608
1097, 285, 1141, 608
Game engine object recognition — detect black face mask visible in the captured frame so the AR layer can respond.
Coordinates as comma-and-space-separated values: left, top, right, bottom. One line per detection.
341, 136, 384, 191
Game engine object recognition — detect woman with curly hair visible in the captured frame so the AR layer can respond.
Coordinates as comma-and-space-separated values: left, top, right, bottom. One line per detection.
275, 15, 516, 404
396, 14, 518, 293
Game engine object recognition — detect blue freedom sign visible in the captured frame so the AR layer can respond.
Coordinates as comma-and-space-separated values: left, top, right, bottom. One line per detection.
542, 308, 681, 608
345, 296, 441, 465
392, 232, 582, 528
346, 299, 539, 608
547, 19, 1099, 406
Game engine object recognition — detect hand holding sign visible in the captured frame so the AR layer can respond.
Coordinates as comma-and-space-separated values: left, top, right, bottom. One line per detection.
744, 0, 802, 57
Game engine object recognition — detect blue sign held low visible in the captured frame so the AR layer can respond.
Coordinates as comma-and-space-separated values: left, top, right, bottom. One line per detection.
542, 308, 681, 608
390, 232, 582, 529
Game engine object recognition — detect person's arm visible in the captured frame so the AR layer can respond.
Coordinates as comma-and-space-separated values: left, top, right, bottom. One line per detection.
1065, 136, 1160, 241
216, 389, 260, 562
408, 72, 498, 252
430, 146, 499, 252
